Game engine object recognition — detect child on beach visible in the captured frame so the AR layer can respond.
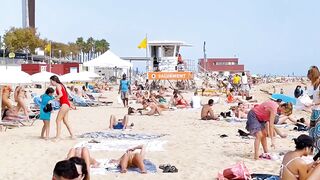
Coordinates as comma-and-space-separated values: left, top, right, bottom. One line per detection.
40, 87, 55, 140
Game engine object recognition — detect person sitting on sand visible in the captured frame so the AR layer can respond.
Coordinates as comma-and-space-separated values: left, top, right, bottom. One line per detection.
235, 102, 249, 119
190, 91, 201, 109
109, 114, 129, 130
226, 89, 247, 104
280, 134, 320, 180
201, 99, 219, 120
172, 93, 189, 108
140, 100, 162, 116
246, 100, 293, 159
109, 144, 147, 174
148, 93, 169, 110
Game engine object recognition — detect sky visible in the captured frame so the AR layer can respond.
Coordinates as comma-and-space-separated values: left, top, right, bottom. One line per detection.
1, 0, 320, 75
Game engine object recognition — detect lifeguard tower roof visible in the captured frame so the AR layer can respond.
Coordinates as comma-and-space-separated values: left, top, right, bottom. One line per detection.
148, 40, 192, 47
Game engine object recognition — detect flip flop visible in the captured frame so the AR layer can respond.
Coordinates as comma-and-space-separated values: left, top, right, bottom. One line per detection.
220, 134, 228, 138
159, 164, 170, 170
169, 166, 178, 173
163, 165, 172, 173
238, 129, 250, 137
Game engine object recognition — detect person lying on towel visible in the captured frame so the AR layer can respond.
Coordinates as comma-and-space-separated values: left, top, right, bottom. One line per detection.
109, 144, 147, 174
109, 114, 130, 130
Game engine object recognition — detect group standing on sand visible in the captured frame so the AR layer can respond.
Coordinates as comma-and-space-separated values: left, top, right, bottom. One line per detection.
38, 75, 75, 141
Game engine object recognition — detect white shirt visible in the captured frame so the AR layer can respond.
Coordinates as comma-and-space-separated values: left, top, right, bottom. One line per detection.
191, 95, 201, 109
241, 75, 248, 84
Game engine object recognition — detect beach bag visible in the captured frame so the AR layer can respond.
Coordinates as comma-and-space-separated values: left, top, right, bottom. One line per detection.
117, 95, 122, 104
217, 162, 251, 180
43, 103, 53, 113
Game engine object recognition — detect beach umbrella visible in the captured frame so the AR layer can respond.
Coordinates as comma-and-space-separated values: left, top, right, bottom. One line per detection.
78, 71, 100, 79
0, 69, 32, 84
31, 71, 59, 83
83, 50, 133, 68
60, 72, 92, 82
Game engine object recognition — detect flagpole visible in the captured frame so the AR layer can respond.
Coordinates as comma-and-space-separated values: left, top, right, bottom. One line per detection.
145, 33, 148, 72
49, 41, 51, 72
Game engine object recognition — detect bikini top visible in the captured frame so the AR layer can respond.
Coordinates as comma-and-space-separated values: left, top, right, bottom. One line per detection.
280, 157, 301, 179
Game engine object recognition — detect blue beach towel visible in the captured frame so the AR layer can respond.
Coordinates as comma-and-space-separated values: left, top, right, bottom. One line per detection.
91, 159, 157, 175
251, 174, 280, 180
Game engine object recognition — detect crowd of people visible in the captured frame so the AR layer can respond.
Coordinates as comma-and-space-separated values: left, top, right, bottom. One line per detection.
2, 65, 320, 179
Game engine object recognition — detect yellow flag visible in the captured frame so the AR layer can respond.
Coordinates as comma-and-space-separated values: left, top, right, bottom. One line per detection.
138, 37, 147, 49
45, 43, 51, 53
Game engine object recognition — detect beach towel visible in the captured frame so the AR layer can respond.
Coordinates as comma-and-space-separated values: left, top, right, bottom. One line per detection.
224, 117, 247, 123
75, 139, 167, 151
91, 159, 157, 175
251, 174, 280, 180
79, 131, 166, 140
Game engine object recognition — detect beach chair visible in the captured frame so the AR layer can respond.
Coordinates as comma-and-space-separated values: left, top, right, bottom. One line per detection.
0, 121, 21, 131
86, 93, 113, 106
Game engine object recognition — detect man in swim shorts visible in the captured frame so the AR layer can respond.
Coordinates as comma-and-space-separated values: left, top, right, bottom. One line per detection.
201, 99, 219, 120
109, 114, 129, 130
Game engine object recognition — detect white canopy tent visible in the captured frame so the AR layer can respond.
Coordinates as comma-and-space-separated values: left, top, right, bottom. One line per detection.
0, 69, 32, 84
78, 71, 100, 78
83, 50, 132, 68
60, 72, 92, 82
31, 71, 59, 83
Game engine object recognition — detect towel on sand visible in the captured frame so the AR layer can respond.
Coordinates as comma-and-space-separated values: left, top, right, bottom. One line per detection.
251, 174, 280, 180
91, 159, 157, 175
75, 139, 167, 151
79, 131, 166, 140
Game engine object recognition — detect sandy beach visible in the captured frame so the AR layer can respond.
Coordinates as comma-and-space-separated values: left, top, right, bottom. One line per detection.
0, 82, 310, 180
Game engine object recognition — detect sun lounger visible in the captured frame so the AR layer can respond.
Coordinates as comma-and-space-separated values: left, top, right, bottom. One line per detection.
86, 93, 113, 106
0, 121, 20, 131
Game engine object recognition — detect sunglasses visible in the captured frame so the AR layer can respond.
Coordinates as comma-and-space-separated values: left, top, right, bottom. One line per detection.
310, 66, 318, 70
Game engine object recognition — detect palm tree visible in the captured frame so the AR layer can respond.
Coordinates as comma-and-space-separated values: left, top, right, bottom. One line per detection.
95, 39, 109, 55
76, 37, 86, 62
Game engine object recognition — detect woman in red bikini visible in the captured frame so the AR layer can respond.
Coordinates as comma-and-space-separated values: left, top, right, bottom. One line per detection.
50, 75, 74, 140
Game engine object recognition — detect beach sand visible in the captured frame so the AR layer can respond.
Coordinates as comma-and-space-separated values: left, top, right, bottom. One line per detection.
0, 82, 310, 180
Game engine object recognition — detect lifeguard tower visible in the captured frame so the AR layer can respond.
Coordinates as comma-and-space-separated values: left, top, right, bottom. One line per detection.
146, 41, 194, 89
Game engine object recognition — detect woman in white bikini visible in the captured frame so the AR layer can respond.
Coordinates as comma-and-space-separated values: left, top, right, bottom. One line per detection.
280, 134, 320, 180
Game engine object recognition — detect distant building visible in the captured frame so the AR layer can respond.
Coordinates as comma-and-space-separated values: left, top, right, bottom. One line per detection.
198, 58, 244, 73
22, 0, 35, 28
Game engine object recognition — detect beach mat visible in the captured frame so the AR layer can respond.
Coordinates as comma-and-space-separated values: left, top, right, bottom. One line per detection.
79, 131, 166, 140
75, 139, 167, 151
224, 117, 247, 123
91, 159, 157, 175
251, 173, 280, 180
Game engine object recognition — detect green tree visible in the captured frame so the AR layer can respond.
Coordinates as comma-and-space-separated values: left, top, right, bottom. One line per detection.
75, 37, 86, 51
3, 27, 42, 53
95, 39, 109, 54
